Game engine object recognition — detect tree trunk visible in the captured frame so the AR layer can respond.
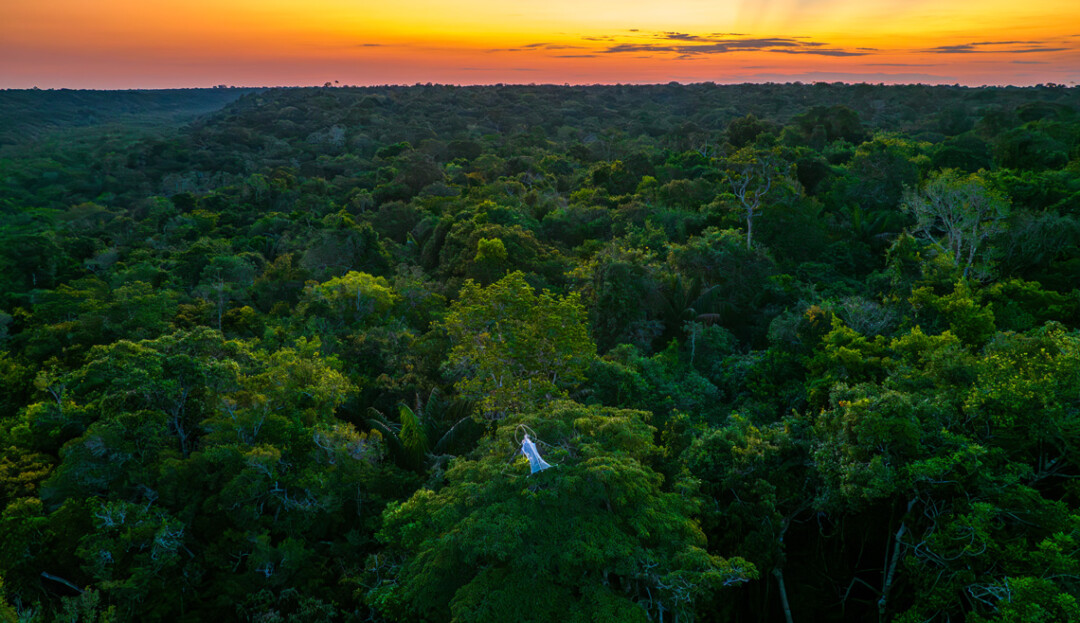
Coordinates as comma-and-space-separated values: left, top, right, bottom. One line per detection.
773, 567, 794, 623
879, 498, 917, 621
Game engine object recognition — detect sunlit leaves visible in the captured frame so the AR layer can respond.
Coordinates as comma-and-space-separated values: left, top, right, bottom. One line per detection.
903, 169, 1010, 279
441, 271, 595, 418
964, 324, 1080, 460
300, 271, 398, 325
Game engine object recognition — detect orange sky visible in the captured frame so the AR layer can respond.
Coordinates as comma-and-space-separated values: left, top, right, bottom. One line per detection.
2, 0, 1078, 88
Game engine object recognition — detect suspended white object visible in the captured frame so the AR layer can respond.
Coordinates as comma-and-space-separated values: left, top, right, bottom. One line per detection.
521, 434, 552, 474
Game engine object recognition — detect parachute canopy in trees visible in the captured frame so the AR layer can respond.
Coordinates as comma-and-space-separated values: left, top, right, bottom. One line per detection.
520, 433, 552, 473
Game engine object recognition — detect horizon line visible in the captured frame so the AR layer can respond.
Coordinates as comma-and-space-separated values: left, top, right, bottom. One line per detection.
4, 80, 1077, 91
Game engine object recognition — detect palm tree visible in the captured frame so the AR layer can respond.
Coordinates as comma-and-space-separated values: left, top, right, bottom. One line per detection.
366, 389, 481, 472
652, 273, 728, 355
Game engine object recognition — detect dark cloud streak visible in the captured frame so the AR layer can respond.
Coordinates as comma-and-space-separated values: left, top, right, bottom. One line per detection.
927, 41, 1071, 54
772, 48, 867, 57
599, 35, 870, 57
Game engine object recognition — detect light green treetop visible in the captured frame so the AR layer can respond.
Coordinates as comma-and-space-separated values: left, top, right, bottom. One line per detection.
441, 271, 595, 418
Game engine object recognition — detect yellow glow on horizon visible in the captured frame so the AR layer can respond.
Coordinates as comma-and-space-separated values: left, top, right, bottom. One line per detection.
2, 0, 1078, 87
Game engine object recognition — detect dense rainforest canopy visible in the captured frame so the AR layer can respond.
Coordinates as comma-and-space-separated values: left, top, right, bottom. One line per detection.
1, 82, 1079, 622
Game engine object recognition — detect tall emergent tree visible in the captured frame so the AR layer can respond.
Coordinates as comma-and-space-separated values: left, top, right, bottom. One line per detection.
902, 169, 1010, 279
718, 149, 791, 249
440, 271, 595, 418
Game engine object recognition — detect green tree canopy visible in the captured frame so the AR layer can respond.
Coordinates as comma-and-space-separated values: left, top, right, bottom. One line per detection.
441, 271, 595, 418
368, 401, 755, 623
902, 169, 1010, 279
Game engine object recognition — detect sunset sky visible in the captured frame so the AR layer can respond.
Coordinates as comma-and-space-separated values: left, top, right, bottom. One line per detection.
2, 0, 1079, 88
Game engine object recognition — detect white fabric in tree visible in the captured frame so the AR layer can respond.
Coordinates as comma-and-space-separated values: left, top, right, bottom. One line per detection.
521, 434, 552, 473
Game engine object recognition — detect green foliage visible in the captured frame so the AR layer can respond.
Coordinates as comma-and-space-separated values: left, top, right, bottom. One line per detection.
2, 84, 1080, 622
903, 169, 1010, 279
994, 125, 1070, 171
470, 236, 509, 283
0, 575, 16, 623
588, 342, 723, 425
397, 403, 429, 472
790, 105, 868, 145
583, 245, 662, 353
910, 280, 997, 346
726, 113, 780, 148
441, 271, 595, 417
716, 148, 795, 249
805, 317, 891, 407
964, 324, 1080, 457
369, 401, 756, 622
829, 133, 927, 212
436, 217, 566, 286
685, 414, 815, 562
931, 133, 993, 172
667, 227, 784, 345
300, 271, 398, 324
